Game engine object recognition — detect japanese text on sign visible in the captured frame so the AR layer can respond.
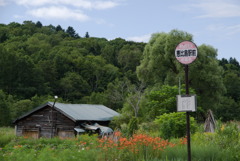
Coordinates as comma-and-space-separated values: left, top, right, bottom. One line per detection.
175, 41, 198, 65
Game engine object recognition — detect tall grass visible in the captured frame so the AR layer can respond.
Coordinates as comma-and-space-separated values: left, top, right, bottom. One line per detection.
0, 122, 240, 161
0, 127, 15, 147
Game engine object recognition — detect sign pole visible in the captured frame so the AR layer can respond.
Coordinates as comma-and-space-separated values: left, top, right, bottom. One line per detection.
185, 65, 191, 161
175, 40, 198, 161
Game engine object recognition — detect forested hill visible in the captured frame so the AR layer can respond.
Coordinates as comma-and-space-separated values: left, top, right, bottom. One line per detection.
0, 21, 145, 100
0, 21, 240, 126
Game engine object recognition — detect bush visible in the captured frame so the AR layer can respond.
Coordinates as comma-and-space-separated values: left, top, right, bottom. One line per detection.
215, 121, 240, 160
154, 112, 197, 139
128, 117, 138, 136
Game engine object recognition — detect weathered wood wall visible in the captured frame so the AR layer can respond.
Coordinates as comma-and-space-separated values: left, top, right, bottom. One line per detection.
15, 105, 75, 138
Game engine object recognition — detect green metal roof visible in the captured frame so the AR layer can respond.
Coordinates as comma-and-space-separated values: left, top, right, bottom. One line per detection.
13, 102, 120, 123
51, 102, 120, 121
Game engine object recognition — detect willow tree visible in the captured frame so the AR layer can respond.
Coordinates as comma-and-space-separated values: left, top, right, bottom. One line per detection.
137, 29, 225, 113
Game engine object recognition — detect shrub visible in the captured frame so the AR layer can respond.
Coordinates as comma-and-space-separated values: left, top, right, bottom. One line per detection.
154, 112, 197, 139
215, 121, 240, 160
128, 117, 138, 136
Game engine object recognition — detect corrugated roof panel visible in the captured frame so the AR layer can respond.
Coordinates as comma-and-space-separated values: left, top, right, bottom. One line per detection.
49, 102, 119, 121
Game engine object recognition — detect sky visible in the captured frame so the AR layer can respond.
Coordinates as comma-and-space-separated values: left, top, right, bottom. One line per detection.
0, 0, 240, 61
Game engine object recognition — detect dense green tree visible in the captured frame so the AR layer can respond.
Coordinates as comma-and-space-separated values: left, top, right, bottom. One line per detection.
229, 57, 240, 68
56, 25, 64, 32
80, 92, 107, 105
80, 38, 107, 56
35, 21, 43, 28
217, 57, 240, 120
10, 99, 33, 120
66, 26, 79, 38
142, 85, 181, 120
0, 45, 46, 98
52, 47, 80, 78
0, 25, 8, 43
107, 38, 129, 67
117, 44, 144, 84
125, 82, 145, 117
30, 95, 55, 108
36, 59, 57, 94
223, 72, 240, 101
59, 72, 90, 101
25, 33, 51, 55
220, 58, 240, 101
81, 55, 119, 92
101, 44, 117, 65
1, 21, 240, 125
104, 78, 131, 110
22, 21, 38, 36
137, 30, 225, 113
118, 44, 143, 72
137, 30, 192, 86
0, 90, 13, 126
216, 97, 240, 121
85, 32, 90, 38
189, 44, 225, 111
219, 58, 229, 69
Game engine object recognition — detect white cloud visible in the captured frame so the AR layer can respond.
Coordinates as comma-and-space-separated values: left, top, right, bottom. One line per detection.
0, 0, 7, 6
227, 24, 240, 35
16, 0, 52, 6
194, 1, 240, 18
28, 6, 89, 21
127, 34, 151, 42
95, 18, 114, 27
13, 15, 24, 19
91, 1, 118, 10
15, 0, 119, 10
13, 0, 120, 25
207, 24, 240, 36
174, 0, 240, 18
62, 0, 119, 10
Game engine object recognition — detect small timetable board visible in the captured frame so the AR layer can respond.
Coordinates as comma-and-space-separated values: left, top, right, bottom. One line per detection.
177, 95, 197, 112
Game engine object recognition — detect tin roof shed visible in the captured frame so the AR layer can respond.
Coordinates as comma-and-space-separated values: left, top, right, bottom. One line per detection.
14, 102, 120, 123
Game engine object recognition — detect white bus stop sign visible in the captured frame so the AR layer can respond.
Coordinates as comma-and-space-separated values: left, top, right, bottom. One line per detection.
175, 41, 198, 65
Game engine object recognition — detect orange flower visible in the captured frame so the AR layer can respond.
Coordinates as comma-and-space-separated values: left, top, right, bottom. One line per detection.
14, 145, 22, 149
114, 131, 121, 137
180, 136, 187, 145
97, 133, 177, 153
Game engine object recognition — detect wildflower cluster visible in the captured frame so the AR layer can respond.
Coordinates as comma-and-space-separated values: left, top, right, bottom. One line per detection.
98, 133, 176, 154
179, 136, 187, 145
76, 141, 89, 150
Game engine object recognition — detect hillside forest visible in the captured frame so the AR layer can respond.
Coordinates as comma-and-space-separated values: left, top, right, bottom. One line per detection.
0, 21, 240, 127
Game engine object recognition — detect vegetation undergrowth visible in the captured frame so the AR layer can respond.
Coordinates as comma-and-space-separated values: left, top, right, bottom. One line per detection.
1, 122, 239, 161
0, 127, 15, 147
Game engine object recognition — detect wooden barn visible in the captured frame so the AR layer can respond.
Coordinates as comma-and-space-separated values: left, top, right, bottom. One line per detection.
13, 102, 120, 139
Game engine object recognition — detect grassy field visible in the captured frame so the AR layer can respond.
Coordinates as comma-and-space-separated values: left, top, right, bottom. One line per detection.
0, 122, 239, 161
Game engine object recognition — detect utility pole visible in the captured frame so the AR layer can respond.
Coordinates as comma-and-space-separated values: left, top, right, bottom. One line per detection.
51, 96, 58, 138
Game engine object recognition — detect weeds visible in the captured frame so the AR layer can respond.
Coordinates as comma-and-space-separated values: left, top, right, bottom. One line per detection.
0, 122, 240, 161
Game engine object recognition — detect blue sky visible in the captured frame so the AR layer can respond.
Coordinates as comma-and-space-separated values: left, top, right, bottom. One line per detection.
1, 0, 240, 61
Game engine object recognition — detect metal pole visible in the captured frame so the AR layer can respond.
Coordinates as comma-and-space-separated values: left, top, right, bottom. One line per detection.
185, 65, 191, 161
51, 97, 57, 138
179, 77, 181, 95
